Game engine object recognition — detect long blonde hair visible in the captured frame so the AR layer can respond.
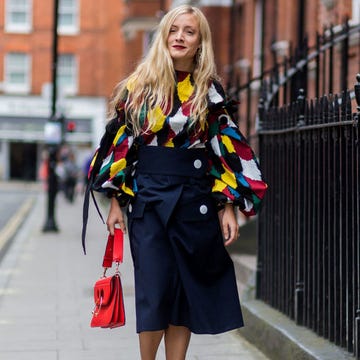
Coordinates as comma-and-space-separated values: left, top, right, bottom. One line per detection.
109, 5, 219, 135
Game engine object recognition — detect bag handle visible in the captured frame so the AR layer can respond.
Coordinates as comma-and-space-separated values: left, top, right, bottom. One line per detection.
82, 117, 121, 255
102, 228, 124, 270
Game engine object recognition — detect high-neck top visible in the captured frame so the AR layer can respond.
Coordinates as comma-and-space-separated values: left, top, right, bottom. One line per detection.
90, 76, 267, 216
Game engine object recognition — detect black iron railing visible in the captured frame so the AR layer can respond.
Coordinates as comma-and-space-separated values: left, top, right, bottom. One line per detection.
256, 75, 360, 358
228, 21, 360, 140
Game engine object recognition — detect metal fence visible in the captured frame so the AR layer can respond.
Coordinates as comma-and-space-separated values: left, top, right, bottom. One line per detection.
228, 22, 360, 140
256, 75, 360, 358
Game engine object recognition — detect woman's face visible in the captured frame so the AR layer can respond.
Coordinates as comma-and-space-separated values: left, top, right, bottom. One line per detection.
167, 13, 201, 72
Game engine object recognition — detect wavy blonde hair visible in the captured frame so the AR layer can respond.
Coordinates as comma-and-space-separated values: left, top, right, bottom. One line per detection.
108, 5, 219, 135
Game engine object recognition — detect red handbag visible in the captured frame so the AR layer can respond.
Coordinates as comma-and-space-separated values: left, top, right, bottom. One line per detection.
90, 228, 125, 328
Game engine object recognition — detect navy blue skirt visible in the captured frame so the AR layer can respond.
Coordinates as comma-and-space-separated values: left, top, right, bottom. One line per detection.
127, 146, 244, 334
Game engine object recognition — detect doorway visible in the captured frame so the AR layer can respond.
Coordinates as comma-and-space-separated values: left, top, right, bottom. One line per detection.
10, 142, 38, 181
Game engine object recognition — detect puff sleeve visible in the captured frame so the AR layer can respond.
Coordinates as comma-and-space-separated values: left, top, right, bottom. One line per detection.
89, 99, 138, 207
206, 81, 267, 216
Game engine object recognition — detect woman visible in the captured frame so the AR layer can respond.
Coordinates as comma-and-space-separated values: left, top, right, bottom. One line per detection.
85, 5, 267, 360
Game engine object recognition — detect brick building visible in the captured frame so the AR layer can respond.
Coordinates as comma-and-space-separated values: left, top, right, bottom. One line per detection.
224, 0, 359, 84
224, 0, 359, 135
121, 0, 359, 137
0, 0, 130, 180
0, 0, 358, 180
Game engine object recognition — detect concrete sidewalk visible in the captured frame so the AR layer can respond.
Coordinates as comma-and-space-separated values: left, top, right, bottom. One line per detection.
0, 189, 269, 360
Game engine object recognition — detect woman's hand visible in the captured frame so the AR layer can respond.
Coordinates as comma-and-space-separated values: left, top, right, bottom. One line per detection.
106, 197, 127, 235
218, 203, 239, 246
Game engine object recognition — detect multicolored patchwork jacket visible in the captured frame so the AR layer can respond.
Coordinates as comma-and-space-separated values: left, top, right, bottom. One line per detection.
89, 71, 267, 216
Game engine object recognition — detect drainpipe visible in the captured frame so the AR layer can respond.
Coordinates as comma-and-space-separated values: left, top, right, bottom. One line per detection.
260, 0, 265, 76
228, 0, 236, 89
291, 0, 307, 100
297, 0, 306, 46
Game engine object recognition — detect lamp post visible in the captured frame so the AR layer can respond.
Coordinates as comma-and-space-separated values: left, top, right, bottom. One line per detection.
43, 0, 60, 232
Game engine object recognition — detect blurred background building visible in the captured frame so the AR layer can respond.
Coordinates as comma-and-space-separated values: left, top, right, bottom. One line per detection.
0, 0, 358, 181
0, 0, 359, 357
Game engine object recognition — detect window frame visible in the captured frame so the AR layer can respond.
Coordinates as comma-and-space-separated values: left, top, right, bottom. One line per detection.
4, 52, 31, 94
57, 54, 78, 96
5, 0, 32, 33
58, 0, 79, 35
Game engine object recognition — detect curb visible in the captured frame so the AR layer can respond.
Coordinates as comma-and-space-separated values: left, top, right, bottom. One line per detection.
238, 300, 355, 360
232, 257, 355, 360
0, 197, 35, 262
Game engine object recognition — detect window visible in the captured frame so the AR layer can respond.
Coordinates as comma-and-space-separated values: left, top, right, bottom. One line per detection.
4, 53, 31, 94
58, 54, 77, 95
5, 0, 32, 33
352, 0, 360, 23
58, 0, 79, 34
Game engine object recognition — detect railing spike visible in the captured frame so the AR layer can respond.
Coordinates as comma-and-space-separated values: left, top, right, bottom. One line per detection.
309, 98, 315, 126
258, 97, 266, 130
333, 94, 340, 122
297, 88, 306, 127
328, 94, 334, 123
323, 95, 329, 124
345, 90, 352, 121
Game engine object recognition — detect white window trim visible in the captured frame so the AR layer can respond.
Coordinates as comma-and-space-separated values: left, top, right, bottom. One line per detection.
351, 0, 360, 24
58, 54, 78, 96
4, 53, 31, 94
5, 0, 32, 34
58, 0, 79, 35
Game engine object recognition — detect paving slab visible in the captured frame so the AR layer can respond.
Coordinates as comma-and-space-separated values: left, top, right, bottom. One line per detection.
0, 187, 269, 360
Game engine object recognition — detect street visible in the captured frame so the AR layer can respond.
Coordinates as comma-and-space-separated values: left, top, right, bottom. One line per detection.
0, 182, 269, 359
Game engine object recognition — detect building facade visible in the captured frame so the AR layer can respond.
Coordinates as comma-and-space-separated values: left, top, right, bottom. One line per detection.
0, 0, 130, 180
224, 0, 360, 136
0, 0, 359, 180
120, 0, 360, 137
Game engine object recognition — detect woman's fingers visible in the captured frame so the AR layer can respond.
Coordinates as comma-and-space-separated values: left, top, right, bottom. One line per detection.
106, 197, 126, 235
221, 204, 239, 246
224, 223, 239, 246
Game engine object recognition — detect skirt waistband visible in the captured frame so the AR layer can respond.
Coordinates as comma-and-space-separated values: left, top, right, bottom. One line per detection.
137, 146, 208, 178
